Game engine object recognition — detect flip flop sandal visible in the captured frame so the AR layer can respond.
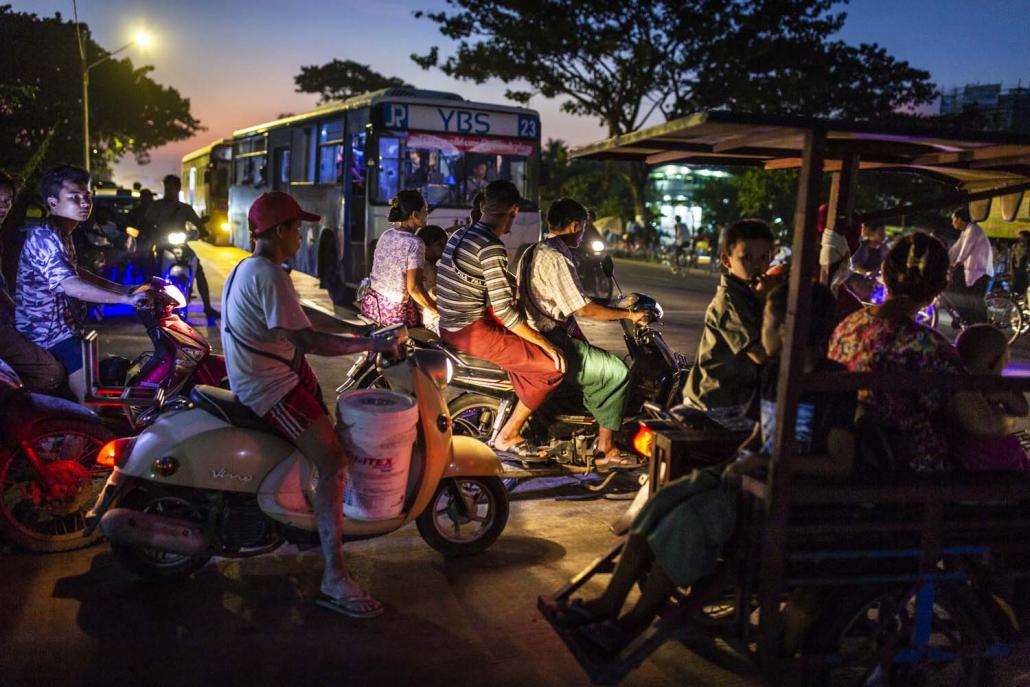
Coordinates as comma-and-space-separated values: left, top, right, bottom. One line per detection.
551, 599, 610, 629
491, 442, 549, 462
593, 452, 642, 471
316, 594, 385, 619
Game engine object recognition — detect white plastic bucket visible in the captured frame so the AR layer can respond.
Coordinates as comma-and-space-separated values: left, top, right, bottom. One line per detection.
336, 389, 419, 521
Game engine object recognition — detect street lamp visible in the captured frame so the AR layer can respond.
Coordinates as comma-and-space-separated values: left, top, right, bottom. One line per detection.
74, 17, 154, 173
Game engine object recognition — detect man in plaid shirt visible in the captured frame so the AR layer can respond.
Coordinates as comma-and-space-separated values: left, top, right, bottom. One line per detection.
517, 198, 648, 466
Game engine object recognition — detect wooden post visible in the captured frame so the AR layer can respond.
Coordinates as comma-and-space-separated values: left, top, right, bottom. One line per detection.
826, 153, 859, 233
756, 128, 827, 672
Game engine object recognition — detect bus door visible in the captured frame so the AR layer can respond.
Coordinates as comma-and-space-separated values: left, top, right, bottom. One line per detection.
344, 109, 370, 296
272, 146, 290, 191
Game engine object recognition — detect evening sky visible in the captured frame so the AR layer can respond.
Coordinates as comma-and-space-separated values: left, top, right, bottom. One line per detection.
9, 0, 1030, 188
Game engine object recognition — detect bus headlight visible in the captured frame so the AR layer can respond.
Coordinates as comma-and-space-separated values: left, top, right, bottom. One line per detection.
220, 222, 231, 232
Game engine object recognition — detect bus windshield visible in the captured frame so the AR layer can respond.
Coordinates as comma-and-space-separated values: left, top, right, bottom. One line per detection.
374, 132, 537, 209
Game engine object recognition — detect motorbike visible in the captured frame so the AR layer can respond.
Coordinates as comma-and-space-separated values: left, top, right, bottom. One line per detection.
341, 260, 688, 489
84, 326, 510, 580
158, 229, 199, 320
0, 358, 117, 552
575, 238, 615, 301
89, 278, 227, 433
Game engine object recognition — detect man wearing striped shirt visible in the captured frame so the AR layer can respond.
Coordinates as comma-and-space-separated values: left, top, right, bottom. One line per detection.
437, 180, 565, 456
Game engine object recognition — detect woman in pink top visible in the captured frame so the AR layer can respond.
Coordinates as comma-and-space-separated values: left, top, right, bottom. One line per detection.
359, 189, 438, 326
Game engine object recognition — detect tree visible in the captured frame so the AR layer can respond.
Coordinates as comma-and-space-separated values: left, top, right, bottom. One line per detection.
539, 139, 634, 220
412, 0, 936, 224
0, 5, 202, 180
294, 59, 409, 104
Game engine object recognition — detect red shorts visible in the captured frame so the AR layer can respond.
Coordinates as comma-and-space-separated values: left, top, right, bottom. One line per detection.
262, 360, 327, 442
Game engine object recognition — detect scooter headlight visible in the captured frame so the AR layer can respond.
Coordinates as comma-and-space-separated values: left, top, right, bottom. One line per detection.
168, 232, 187, 246
161, 283, 187, 307
590, 240, 605, 254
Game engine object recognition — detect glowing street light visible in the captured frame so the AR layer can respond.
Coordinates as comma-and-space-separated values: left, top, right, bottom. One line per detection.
73, 12, 157, 173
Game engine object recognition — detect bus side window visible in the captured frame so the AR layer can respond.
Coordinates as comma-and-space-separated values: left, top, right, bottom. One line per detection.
377, 136, 400, 203
350, 131, 367, 196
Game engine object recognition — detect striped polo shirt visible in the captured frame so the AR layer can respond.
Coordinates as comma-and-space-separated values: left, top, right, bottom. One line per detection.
436, 222, 522, 332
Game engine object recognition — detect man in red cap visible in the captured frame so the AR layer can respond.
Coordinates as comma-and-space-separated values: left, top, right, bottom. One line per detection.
222, 191, 399, 617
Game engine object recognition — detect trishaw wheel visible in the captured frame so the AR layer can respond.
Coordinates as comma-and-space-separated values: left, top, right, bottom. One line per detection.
802, 584, 995, 686
985, 294, 1023, 344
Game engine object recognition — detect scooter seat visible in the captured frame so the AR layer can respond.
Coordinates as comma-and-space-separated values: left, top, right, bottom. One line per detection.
189, 385, 271, 433
430, 342, 498, 371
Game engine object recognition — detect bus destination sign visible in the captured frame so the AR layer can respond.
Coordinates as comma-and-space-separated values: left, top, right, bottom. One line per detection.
382, 103, 539, 139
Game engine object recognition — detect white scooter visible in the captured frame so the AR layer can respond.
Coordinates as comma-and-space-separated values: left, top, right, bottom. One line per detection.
84, 327, 509, 580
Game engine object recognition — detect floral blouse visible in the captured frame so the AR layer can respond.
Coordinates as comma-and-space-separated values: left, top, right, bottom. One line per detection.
828, 307, 960, 472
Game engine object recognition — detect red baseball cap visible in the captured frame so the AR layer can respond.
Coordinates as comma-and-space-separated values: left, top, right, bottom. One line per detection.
248, 192, 321, 236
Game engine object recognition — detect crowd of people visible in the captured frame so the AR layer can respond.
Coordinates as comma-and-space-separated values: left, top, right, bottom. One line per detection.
4, 159, 1030, 633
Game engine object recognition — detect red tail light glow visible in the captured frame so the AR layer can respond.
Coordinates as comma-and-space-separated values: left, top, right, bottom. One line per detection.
632, 424, 655, 458
96, 438, 133, 468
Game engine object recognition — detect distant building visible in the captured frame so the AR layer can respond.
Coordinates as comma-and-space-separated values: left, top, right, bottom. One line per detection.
939, 83, 1030, 134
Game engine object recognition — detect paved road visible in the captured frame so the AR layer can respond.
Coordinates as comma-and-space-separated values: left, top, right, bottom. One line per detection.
0, 245, 761, 687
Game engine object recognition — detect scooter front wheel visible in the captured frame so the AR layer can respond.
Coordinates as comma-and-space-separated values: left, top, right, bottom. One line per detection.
416, 477, 508, 557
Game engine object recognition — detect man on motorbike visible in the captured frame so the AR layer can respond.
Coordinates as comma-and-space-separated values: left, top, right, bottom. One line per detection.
0, 172, 66, 393
223, 191, 399, 618
145, 175, 218, 318
14, 165, 145, 402
436, 180, 566, 456
517, 198, 648, 465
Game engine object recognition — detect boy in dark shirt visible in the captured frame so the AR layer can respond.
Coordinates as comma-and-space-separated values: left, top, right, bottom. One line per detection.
682, 219, 775, 431
553, 282, 855, 653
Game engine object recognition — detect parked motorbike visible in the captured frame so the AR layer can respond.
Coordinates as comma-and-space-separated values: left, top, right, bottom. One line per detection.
341, 261, 689, 489
576, 240, 615, 301
0, 358, 116, 552
158, 229, 199, 319
92, 278, 226, 433
84, 327, 510, 580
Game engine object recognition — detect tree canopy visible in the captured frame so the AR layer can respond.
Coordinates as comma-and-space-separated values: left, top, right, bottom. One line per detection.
294, 59, 410, 104
413, 0, 935, 137
0, 5, 202, 181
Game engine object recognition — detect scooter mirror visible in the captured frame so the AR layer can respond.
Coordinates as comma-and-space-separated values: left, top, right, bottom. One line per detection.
601, 255, 615, 279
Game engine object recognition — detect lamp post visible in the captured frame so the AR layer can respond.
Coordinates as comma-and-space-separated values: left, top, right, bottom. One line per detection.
74, 22, 152, 173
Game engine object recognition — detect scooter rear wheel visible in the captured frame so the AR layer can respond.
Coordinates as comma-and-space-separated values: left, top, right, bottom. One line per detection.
416, 477, 508, 557
110, 485, 212, 580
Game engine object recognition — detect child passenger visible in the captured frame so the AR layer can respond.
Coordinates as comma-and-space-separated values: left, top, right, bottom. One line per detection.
554, 282, 855, 653
416, 224, 448, 334
681, 219, 774, 431
951, 324, 1030, 471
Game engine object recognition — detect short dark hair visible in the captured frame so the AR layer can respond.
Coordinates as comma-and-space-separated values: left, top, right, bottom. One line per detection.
723, 218, 774, 252
417, 224, 447, 247
0, 171, 16, 194
546, 197, 587, 229
38, 165, 90, 204
481, 180, 520, 215
388, 189, 426, 223
882, 231, 949, 304
953, 206, 971, 223
469, 191, 485, 224
163, 174, 181, 187
765, 280, 837, 349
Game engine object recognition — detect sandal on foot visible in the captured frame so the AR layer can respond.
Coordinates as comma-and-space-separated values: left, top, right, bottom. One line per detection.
491, 441, 548, 462
551, 599, 610, 628
594, 451, 642, 470
316, 594, 384, 619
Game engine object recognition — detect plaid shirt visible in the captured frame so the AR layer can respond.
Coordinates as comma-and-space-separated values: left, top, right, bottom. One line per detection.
15, 223, 83, 349
516, 236, 590, 333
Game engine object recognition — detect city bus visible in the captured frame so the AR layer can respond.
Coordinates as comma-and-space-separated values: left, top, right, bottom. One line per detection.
180, 138, 233, 245
225, 87, 541, 303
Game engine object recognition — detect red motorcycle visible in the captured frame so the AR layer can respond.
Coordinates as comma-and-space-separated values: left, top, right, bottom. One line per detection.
87, 278, 226, 432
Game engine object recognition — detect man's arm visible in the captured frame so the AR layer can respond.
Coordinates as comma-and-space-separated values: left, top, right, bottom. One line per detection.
575, 301, 648, 325
185, 205, 209, 240
282, 328, 396, 357
77, 266, 126, 291
61, 276, 135, 305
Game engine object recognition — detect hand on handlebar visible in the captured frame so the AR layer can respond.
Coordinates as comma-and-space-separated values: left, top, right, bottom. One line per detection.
627, 309, 650, 327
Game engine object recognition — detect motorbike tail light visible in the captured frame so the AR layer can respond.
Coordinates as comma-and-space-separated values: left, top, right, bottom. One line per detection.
96, 437, 134, 468
632, 424, 655, 459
